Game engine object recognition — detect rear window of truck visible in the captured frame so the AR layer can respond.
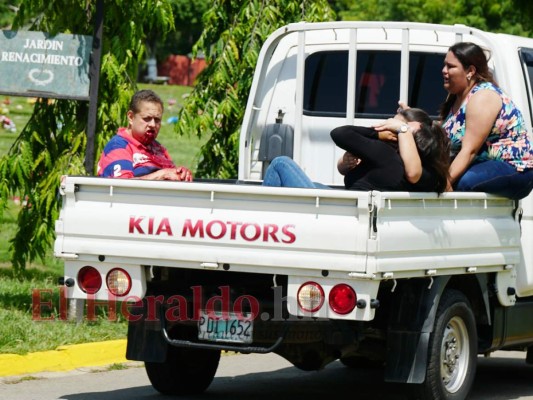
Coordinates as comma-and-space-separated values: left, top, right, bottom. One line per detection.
303, 50, 446, 118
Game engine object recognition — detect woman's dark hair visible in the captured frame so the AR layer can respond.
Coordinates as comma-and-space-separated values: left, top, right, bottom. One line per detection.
399, 108, 432, 127
400, 107, 451, 193
439, 42, 495, 121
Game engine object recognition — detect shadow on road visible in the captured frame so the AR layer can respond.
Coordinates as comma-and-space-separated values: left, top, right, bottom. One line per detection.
60, 356, 533, 400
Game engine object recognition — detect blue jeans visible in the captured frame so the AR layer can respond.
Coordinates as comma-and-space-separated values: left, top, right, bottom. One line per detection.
262, 156, 330, 189
455, 160, 533, 200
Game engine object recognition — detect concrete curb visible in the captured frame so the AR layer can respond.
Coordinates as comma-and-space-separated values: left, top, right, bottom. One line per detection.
0, 339, 127, 377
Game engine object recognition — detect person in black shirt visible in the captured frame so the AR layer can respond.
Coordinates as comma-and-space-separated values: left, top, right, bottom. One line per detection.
263, 108, 450, 194
332, 108, 450, 193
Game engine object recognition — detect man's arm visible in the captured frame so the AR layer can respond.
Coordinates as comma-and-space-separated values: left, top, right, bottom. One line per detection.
137, 166, 193, 181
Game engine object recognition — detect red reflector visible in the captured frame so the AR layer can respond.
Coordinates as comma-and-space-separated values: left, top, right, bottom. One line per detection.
329, 284, 357, 315
78, 266, 102, 294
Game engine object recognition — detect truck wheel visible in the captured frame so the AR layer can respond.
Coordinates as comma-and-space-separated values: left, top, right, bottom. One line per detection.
414, 289, 477, 400
145, 346, 221, 395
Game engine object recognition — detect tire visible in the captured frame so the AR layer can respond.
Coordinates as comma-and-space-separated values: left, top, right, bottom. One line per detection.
413, 289, 477, 400
145, 346, 221, 395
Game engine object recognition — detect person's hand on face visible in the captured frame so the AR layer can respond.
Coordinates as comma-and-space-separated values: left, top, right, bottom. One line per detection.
372, 115, 405, 134
373, 116, 421, 136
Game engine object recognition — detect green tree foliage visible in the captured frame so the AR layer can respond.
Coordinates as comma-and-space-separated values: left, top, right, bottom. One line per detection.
0, 0, 174, 271
156, 0, 210, 59
0, 0, 20, 29
326, 0, 353, 19
338, 0, 531, 37
511, 0, 533, 32
175, 0, 335, 179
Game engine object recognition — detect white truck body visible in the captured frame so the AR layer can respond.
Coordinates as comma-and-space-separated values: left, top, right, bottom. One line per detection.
55, 21, 533, 400
56, 179, 521, 309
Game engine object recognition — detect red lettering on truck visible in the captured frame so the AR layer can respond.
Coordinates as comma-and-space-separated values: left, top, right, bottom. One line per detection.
129, 216, 173, 236
282, 224, 296, 244
181, 218, 296, 244
182, 219, 204, 238
129, 216, 145, 234
130, 217, 295, 243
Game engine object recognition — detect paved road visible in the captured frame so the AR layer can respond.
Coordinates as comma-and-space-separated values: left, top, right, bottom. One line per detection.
1, 351, 532, 400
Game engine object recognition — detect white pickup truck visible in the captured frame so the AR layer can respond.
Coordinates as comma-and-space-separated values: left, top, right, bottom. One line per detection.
54, 21, 533, 400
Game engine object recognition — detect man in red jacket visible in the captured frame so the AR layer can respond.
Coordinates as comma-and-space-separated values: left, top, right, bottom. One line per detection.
97, 89, 192, 181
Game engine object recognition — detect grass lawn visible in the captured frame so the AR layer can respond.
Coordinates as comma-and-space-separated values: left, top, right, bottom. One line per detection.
0, 205, 129, 355
0, 83, 207, 354
0, 266, 128, 355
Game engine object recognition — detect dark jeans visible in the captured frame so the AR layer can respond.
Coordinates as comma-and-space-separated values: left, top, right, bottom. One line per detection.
455, 160, 533, 200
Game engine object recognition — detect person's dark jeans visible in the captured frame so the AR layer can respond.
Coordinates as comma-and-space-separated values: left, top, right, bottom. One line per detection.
455, 160, 533, 200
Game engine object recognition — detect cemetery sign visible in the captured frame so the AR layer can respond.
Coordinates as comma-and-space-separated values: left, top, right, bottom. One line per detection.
0, 30, 93, 100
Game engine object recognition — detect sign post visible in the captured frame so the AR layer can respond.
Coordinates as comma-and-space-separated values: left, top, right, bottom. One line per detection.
84, 0, 104, 174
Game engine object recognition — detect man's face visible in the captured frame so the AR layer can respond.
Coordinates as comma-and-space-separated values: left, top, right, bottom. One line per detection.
127, 101, 163, 145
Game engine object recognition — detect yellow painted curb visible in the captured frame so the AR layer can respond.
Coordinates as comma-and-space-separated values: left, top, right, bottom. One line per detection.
0, 339, 127, 377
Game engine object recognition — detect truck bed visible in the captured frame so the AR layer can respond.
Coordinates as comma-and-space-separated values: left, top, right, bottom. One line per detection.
55, 176, 520, 280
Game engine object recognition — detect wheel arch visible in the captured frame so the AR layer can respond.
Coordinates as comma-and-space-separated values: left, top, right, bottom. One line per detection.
384, 274, 489, 384
447, 274, 491, 326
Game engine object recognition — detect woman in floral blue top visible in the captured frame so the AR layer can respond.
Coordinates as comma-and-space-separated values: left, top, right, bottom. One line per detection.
440, 42, 533, 200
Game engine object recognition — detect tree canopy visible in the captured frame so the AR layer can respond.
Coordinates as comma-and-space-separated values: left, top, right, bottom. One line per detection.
0, 0, 20, 29
335, 0, 532, 36
156, 0, 210, 59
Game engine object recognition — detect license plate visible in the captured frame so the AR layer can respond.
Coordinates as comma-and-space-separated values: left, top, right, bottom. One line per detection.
198, 311, 253, 344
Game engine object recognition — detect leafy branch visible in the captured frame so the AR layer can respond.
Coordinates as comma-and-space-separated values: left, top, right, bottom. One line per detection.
0, 0, 173, 271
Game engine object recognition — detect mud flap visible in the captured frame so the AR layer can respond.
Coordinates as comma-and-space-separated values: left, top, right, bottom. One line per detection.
384, 276, 450, 383
126, 298, 168, 362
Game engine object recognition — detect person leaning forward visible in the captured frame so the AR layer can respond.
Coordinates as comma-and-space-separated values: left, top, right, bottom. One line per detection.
97, 89, 192, 181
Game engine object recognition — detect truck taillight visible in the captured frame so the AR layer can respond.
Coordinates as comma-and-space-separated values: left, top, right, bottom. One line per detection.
297, 282, 324, 312
329, 284, 357, 315
78, 266, 102, 294
106, 268, 132, 297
